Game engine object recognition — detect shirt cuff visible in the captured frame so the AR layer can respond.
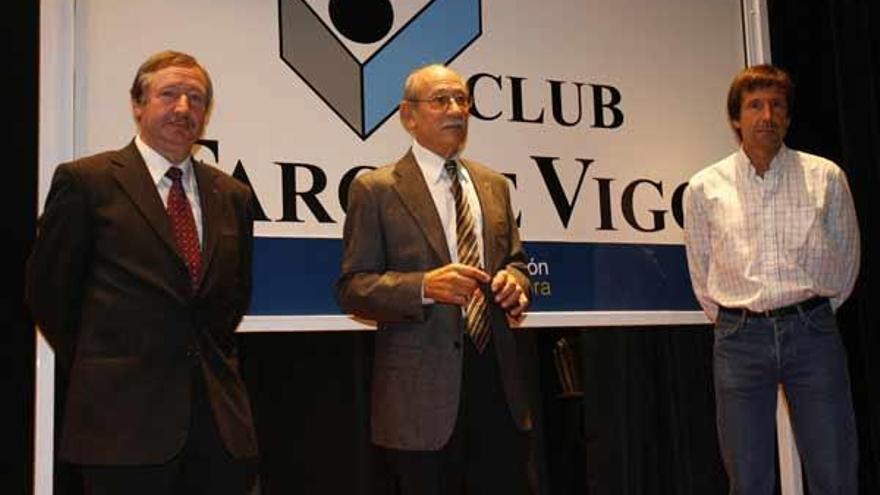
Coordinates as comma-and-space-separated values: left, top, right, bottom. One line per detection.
421, 276, 435, 305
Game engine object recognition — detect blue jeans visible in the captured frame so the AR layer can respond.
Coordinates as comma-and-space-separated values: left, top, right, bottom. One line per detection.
713, 300, 857, 494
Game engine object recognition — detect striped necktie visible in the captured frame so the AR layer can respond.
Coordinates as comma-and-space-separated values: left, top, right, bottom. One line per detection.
445, 160, 490, 353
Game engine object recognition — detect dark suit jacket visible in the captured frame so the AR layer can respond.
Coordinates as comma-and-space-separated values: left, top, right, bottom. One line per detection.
335, 150, 532, 451
26, 141, 258, 465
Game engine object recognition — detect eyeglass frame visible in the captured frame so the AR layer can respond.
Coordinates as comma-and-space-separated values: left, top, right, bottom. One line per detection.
406, 93, 472, 111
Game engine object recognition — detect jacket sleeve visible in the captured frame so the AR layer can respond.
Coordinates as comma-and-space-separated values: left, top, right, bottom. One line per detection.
499, 177, 530, 294
334, 176, 426, 323
233, 182, 255, 326
26, 163, 93, 366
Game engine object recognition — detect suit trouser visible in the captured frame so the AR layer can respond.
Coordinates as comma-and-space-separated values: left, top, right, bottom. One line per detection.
79, 365, 259, 495
380, 336, 534, 495
713, 300, 857, 495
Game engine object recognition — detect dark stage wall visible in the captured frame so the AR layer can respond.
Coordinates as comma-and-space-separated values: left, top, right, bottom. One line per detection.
8, 1, 879, 493
8, 1, 39, 494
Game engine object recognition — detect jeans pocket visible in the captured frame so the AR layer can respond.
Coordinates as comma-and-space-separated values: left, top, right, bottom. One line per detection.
714, 311, 744, 340
800, 302, 837, 334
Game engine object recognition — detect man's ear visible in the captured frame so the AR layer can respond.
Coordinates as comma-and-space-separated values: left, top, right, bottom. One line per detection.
131, 100, 143, 124
730, 118, 741, 132
399, 101, 415, 131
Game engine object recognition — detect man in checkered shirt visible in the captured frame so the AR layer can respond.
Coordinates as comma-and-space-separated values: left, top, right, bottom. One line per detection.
684, 64, 860, 494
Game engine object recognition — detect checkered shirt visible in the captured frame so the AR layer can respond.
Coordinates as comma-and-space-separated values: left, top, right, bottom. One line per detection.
683, 145, 860, 321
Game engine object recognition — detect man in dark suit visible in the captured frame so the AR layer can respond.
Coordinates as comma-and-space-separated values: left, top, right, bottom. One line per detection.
336, 64, 533, 494
27, 50, 258, 494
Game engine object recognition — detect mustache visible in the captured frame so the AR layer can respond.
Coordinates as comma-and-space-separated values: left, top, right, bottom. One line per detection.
441, 118, 466, 130
167, 114, 196, 129
755, 121, 779, 131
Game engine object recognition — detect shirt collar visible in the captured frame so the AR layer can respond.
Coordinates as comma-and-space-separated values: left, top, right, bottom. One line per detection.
411, 139, 469, 186
135, 134, 194, 187
735, 144, 789, 182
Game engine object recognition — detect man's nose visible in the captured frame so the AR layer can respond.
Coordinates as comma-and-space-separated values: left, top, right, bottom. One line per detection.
446, 97, 465, 114
173, 94, 191, 112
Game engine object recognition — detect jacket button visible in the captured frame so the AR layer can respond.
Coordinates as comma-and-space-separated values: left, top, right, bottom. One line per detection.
453, 341, 461, 349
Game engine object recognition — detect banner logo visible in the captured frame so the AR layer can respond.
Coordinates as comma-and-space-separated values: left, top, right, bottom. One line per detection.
279, 0, 483, 139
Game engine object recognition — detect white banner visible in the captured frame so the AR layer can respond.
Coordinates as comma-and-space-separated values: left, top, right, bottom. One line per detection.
65, 0, 746, 327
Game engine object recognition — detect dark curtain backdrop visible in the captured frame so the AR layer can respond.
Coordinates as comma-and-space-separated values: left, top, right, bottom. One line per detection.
7, 1, 38, 494
9, 1, 878, 494
767, 0, 880, 492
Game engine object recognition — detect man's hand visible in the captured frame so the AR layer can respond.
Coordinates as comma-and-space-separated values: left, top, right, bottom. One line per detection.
491, 269, 529, 320
424, 263, 490, 306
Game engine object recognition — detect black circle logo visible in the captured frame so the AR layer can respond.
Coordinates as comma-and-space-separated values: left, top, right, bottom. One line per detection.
329, 0, 394, 44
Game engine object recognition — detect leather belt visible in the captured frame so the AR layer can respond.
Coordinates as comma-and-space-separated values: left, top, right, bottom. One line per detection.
720, 296, 828, 319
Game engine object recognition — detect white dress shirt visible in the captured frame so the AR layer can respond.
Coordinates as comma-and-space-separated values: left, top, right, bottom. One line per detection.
684, 145, 860, 321
411, 140, 484, 267
412, 140, 485, 304
135, 135, 204, 247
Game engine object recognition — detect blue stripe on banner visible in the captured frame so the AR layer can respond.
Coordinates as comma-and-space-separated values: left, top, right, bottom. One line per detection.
250, 238, 700, 315
522, 241, 701, 311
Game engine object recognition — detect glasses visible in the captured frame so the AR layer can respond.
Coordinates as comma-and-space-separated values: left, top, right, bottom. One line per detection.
408, 93, 471, 111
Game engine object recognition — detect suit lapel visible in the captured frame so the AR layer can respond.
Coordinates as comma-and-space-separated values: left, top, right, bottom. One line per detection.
392, 151, 451, 264
112, 142, 182, 262
461, 159, 498, 270
193, 161, 220, 286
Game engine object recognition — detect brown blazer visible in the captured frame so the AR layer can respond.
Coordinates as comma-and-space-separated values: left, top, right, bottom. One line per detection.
26, 141, 258, 464
335, 150, 532, 450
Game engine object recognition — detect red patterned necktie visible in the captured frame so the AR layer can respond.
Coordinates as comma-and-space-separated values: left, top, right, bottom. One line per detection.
165, 166, 202, 288
445, 160, 491, 353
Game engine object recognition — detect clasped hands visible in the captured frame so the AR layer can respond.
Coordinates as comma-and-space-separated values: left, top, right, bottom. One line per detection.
424, 263, 529, 320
